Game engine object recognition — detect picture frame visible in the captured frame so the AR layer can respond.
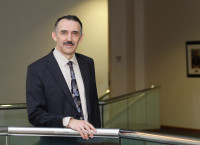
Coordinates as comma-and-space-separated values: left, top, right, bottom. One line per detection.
186, 41, 200, 77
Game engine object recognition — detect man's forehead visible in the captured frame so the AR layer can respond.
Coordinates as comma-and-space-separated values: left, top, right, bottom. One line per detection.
57, 19, 81, 31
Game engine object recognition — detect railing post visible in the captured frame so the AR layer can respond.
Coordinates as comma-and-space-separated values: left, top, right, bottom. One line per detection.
6, 136, 9, 145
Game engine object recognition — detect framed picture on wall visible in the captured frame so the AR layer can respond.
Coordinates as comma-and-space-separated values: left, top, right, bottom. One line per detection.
186, 41, 200, 77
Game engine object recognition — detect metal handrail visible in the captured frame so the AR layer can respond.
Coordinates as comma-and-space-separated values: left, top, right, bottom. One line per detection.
0, 126, 8, 136
119, 130, 200, 145
0, 103, 26, 110
99, 85, 160, 105
98, 89, 110, 101
1, 127, 200, 145
8, 127, 119, 138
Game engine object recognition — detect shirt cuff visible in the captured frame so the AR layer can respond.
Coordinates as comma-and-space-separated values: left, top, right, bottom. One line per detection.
62, 117, 73, 127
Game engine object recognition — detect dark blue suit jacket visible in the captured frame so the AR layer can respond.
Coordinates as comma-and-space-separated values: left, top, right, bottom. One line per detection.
26, 49, 101, 128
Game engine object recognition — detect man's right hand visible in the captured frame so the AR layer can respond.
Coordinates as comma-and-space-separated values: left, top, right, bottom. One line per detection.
67, 118, 97, 140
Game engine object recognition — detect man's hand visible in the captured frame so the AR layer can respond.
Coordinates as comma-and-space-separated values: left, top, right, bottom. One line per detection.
67, 118, 97, 140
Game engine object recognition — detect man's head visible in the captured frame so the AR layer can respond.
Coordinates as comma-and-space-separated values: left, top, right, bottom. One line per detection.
52, 15, 84, 59
54, 15, 83, 36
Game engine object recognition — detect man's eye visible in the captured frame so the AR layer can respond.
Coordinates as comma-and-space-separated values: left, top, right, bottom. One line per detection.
61, 32, 66, 34
60, 31, 67, 35
73, 32, 78, 35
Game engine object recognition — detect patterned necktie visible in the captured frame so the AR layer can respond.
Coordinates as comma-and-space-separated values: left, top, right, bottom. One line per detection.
67, 61, 84, 120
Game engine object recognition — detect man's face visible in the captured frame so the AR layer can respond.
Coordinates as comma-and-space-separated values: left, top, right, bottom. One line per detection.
52, 19, 83, 59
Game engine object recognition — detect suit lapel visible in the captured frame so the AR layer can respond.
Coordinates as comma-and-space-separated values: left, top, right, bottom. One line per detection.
76, 54, 90, 113
45, 50, 77, 110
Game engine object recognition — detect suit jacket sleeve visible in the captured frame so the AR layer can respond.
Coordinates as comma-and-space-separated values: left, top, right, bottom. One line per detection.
87, 59, 101, 127
26, 65, 64, 127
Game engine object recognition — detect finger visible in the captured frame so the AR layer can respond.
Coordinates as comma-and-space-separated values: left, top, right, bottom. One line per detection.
77, 128, 86, 140
85, 121, 97, 133
82, 129, 89, 140
80, 126, 90, 140
79, 127, 89, 140
83, 124, 94, 138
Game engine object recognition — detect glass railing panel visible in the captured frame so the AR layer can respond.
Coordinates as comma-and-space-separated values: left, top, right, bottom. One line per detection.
102, 99, 128, 129
8, 135, 200, 145
99, 105, 103, 126
100, 87, 160, 131
0, 136, 6, 145
128, 92, 146, 130
145, 88, 160, 130
145, 142, 166, 145
121, 137, 145, 145
9, 136, 40, 145
9, 136, 119, 145
121, 138, 167, 145
0, 109, 31, 126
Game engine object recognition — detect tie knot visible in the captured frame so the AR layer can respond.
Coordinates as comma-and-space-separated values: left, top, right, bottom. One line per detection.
67, 61, 73, 67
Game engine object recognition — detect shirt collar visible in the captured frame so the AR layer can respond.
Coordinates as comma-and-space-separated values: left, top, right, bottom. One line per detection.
53, 48, 78, 66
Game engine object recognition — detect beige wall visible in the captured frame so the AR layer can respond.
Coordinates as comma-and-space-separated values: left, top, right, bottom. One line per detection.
145, 0, 200, 129
109, 0, 146, 96
0, 0, 108, 104
109, 0, 200, 130
109, 0, 128, 97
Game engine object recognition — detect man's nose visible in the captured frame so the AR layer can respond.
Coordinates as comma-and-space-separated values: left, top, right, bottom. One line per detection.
67, 33, 72, 41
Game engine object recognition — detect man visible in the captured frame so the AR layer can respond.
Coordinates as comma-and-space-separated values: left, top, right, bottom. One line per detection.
26, 15, 101, 140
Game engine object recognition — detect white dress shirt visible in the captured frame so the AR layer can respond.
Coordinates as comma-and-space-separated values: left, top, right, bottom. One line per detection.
53, 48, 88, 127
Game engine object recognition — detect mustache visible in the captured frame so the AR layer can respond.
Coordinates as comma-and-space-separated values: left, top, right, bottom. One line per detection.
63, 41, 74, 45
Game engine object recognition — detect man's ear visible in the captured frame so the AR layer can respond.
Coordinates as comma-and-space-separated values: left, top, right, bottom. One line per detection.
52, 31, 57, 41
